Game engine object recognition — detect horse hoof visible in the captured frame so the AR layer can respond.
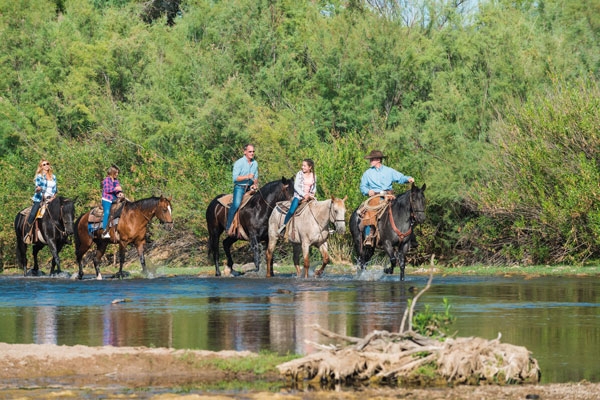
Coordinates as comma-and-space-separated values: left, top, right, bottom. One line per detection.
230, 269, 243, 277
383, 268, 393, 274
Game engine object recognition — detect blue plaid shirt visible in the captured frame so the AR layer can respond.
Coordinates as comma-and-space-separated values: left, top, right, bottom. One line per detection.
32, 173, 57, 202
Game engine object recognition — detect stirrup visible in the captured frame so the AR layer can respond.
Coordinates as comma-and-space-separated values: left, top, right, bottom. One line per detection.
277, 225, 286, 236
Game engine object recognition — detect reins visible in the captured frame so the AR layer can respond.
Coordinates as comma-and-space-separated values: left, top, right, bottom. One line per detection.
387, 193, 416, 242
45, 199, 69, 236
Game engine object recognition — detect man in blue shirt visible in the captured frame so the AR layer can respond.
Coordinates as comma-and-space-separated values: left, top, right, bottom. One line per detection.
359, 150, 414, 245
226, 144, 259, 233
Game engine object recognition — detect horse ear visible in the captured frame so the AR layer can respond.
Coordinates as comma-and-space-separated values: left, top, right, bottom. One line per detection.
421, 183, 426, 192
343, 195, 347, 202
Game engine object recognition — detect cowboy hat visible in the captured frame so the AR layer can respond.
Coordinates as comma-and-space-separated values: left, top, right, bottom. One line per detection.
364, 150, 386, 159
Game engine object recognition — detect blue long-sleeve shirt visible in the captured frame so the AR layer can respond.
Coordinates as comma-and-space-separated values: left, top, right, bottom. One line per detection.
232, 156, 258, 187
359, 165, 411, 196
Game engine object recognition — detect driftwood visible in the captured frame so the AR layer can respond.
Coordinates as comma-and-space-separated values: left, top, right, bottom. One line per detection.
277, 270, 541, 386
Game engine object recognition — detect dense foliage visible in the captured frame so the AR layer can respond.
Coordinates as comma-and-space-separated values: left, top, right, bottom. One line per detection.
1, 0, 599, 270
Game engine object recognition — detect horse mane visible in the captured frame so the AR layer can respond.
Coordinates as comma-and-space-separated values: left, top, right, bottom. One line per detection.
124, 196, 162, 210
247, 178, 292, 206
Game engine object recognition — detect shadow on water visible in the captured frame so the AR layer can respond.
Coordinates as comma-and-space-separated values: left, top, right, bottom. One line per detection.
0, 273, 598, 384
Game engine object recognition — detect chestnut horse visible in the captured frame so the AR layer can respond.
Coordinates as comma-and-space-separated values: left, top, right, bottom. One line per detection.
74, 196, 173, 279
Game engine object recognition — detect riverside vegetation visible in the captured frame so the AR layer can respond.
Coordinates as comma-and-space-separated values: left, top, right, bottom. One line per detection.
1, 0, 600, 273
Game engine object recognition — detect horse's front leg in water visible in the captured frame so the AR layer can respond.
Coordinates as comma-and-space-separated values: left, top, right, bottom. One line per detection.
383, 242, 396, 275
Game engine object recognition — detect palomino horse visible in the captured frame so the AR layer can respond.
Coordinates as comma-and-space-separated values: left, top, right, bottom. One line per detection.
266, 196, 347, 278
14, 196, 75, 276
349, 184, 426, 280
206, 177, 294, 276
74, 196, 173, 279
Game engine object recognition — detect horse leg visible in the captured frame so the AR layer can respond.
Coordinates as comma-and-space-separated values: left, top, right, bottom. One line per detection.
116, 242, 128, 279
76, 235, 92, 280
223, 236, 242, 276
382, 242, 396, 275
265, 236, 277, 278
398, 242, 410, 281
135, 241, 149, 277
292, 244, 302, 277
16, 239, 28, 276
31, 243, 43, 276
314, 242, 330, 277
92, 241, 109, 280
47, 239, 61, 276
250, 235, 262, 273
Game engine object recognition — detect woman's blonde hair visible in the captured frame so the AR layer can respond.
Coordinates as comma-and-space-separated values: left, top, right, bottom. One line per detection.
35, 159, 52, 176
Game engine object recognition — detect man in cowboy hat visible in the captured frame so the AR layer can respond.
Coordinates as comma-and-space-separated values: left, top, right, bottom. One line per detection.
359, 149, 414, 246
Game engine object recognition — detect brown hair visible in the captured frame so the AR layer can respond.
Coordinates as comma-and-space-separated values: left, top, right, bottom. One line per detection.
107, 164, 120, 178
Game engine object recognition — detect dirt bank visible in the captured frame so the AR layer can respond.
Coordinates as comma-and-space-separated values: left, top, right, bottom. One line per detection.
0, 343, 598, 399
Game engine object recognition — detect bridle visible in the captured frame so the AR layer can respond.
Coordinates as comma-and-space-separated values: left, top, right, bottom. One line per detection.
45, 198, 71, 236
388, 192, 423, 242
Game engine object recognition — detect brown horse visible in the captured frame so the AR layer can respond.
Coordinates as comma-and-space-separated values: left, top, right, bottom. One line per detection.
74, 196, 173, 279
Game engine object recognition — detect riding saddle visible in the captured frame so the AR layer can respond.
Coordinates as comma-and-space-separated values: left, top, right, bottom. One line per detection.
218, 190, 256, 239
357, 194, 395, 246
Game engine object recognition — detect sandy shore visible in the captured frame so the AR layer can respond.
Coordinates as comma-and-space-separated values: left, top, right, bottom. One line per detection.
0, 342, 599, 399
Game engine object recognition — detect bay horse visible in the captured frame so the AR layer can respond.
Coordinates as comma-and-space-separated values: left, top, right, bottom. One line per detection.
74, 196, 173, 279
266, 196, 347, 278
206, 177, 294, 276
349, 183, 426, 280
14, 196, 75, 276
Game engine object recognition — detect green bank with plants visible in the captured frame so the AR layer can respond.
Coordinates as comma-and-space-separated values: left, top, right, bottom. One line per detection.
1, 0, 599, 272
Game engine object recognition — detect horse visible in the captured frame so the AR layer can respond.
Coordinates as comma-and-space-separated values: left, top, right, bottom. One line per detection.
266, 196, 347, 278
74, 196, 173, 279
205, 177, 294, 276
14, 196, 76, 277
349, 183, 426, 280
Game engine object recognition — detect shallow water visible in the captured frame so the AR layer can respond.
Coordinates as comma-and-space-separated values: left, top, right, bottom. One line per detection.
0, 272, 598, 384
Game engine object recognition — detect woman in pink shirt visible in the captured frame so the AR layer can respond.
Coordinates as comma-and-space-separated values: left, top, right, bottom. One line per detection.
278, 159, 317, 236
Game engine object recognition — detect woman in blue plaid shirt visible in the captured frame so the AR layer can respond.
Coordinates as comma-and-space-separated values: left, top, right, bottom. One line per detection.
25, 159, 57, 238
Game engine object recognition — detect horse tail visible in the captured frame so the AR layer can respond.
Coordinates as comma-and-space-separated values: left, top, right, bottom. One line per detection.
73, 213, 86, 261
205, 198, 221, 257
14, 213, 26, 267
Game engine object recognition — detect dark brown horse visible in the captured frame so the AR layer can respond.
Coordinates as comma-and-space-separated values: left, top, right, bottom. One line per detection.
74, 196, 173, 279
206, 177, 294, 276
14, 196, 75, 276
349, 184, 426, 280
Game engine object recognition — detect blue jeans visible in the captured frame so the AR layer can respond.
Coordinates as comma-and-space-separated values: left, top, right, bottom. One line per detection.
102, 199, 113, 230
226, 185, 246, 230
283, 197, 300, 225
27, 201, 41, 225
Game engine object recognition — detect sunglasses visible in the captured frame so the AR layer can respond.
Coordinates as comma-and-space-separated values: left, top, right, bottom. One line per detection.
42, 163, 50, 166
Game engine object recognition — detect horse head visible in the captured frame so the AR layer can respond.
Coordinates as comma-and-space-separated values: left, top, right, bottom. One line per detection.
61, 197, 76, 236
156, 195, 174, 231
410, 183, 426, 224
330, 196, 347, 234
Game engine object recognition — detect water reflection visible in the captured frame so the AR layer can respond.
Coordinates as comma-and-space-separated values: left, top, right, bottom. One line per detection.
0, 274, 598, 384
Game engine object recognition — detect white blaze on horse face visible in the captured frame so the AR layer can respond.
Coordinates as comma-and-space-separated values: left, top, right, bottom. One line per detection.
167, 205, 172, 216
